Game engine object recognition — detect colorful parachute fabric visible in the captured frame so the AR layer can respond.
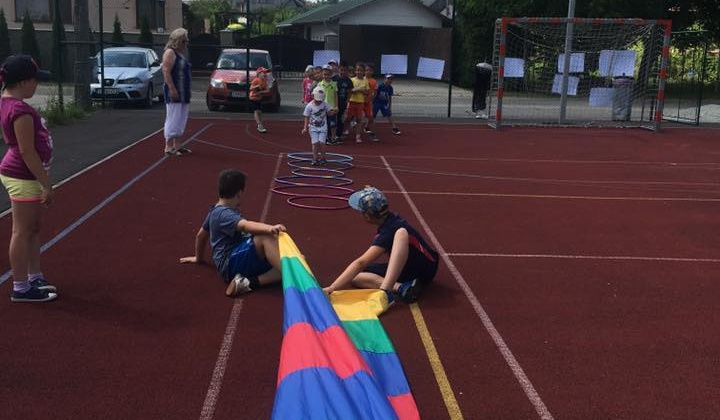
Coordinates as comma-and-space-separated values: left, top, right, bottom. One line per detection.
272, 233, 420, 420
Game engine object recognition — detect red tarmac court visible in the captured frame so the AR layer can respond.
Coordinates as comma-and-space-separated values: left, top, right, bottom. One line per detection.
1, 119, 720, 420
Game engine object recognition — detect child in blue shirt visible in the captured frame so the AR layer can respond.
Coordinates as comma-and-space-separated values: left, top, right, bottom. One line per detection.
180, 169, 286, 297
372, 74, 401, 135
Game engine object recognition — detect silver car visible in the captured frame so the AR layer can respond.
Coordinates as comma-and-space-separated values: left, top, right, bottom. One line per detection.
90, 47, 164, 107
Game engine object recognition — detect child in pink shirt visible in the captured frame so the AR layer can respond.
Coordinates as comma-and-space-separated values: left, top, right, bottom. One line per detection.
0, 55, 57, 302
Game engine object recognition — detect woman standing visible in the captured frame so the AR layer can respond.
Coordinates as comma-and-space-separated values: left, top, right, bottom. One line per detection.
162, 28, 192, 156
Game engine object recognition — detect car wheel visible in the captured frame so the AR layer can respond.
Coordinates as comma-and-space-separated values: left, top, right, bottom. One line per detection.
206, 93, 220, 111
144, 86, 154, 108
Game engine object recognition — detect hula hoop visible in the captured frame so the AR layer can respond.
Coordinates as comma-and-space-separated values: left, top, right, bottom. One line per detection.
286, 195, 350, 210
275, 175, 354, 187
271, 184, 353, 197
287, 160, 354, 171
287, 152, 354, 163
274, 152, 355, 210
291, 167, 346, 178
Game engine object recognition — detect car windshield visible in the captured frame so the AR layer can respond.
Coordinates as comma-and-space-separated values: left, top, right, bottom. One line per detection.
216, 52, 270, 70
100, 52, 147, 68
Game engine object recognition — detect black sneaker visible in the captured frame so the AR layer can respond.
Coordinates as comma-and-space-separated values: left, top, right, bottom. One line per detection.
381, 289, 396, 308
363, 128, 375, 135
311, 160, 320, 166
397, 279, 423, 303
30, 277, 57, 292
319, 159, 328, 165
11, 286, 58, 303
392, 128, 401, 135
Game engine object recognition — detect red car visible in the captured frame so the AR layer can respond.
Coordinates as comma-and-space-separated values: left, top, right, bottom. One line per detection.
206, 48, 281, 112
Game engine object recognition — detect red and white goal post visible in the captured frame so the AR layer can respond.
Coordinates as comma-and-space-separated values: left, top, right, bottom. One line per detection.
489, 18, 672, 130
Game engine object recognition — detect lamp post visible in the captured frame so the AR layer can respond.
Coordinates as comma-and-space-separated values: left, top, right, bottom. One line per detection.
99, 0, 106, 108
53, 0, 64, 112
245, 0, 251, 100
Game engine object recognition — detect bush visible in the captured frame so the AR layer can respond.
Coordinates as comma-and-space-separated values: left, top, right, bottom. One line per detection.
111, 14, 125, 46
139, 16, 153, 47
39, 96, 90, 126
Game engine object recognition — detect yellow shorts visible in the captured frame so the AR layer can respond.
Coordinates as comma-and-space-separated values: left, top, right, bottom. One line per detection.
0, 174, 43, 202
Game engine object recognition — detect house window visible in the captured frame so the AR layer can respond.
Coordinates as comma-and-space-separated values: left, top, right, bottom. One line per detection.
136, 0, 166, 30
14, 0, 71, 23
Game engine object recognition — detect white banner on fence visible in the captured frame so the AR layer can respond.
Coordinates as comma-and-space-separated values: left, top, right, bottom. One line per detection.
557, 52, 585, 73
380, 54, 408, 75
551, 74, 579, 95
598, 50, 636, 77
589, 87, 615, 107
416, 57, 445, 80
313, 50, 341, 67
503, 58, 525, 78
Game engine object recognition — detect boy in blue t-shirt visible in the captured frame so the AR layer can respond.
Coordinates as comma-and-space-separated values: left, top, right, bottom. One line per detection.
372, 74, 401, 135
322, 186, 439, 304
180, 169, 286, 297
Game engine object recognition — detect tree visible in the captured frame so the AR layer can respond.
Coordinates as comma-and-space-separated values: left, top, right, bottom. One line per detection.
111, 14, 125, 46
187, 0, 232, 34
21, 11, 41, 64
51, 3, 66, 81
0, 9, 11, 63
138, 16, 154, 47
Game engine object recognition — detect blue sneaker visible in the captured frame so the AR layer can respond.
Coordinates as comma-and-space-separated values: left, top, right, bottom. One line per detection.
11, 286, 57, 303
30, 277, 57, 292
397, 279, 423, 303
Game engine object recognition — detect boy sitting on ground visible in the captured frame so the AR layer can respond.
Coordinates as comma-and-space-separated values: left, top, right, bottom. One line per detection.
322, 186, 439, 304
180, 169, 285, 297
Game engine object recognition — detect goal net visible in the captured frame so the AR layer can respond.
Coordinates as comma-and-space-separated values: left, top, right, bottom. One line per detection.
489, 18, 671, 130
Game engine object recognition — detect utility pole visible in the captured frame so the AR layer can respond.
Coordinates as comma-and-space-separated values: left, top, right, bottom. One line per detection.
73, 0, 92, 109
558, 0, 575, 124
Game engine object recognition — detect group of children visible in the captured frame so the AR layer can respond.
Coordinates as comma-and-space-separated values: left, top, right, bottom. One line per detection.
0, 53, 438, 307
301, 61, 401, 154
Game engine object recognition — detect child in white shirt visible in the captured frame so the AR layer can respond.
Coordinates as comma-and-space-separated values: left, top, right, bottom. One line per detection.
301, 87, 337, 165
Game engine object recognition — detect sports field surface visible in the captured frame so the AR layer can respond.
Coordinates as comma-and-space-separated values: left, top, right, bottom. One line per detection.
2, 119, 719, 420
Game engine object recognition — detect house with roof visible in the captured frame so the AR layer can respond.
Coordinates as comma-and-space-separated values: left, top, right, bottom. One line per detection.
276, 0, 451, 78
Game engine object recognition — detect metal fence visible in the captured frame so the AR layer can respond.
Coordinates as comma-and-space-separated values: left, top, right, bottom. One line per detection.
41, 25, 474, 120
662, 30, 710, 126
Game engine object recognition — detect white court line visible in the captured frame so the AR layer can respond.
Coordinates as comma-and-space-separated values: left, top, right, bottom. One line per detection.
385, 155, 720, 167
446, 252, 720, 263
0, 126, 165, 219
198, 153, 284, 420
381, 156, 555, 420
0, 124, 214, 286
381, 190, 720, 202
198, 299, 244, 420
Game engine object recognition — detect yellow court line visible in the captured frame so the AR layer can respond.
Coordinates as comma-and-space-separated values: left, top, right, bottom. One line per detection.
409, 303, 465, 420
